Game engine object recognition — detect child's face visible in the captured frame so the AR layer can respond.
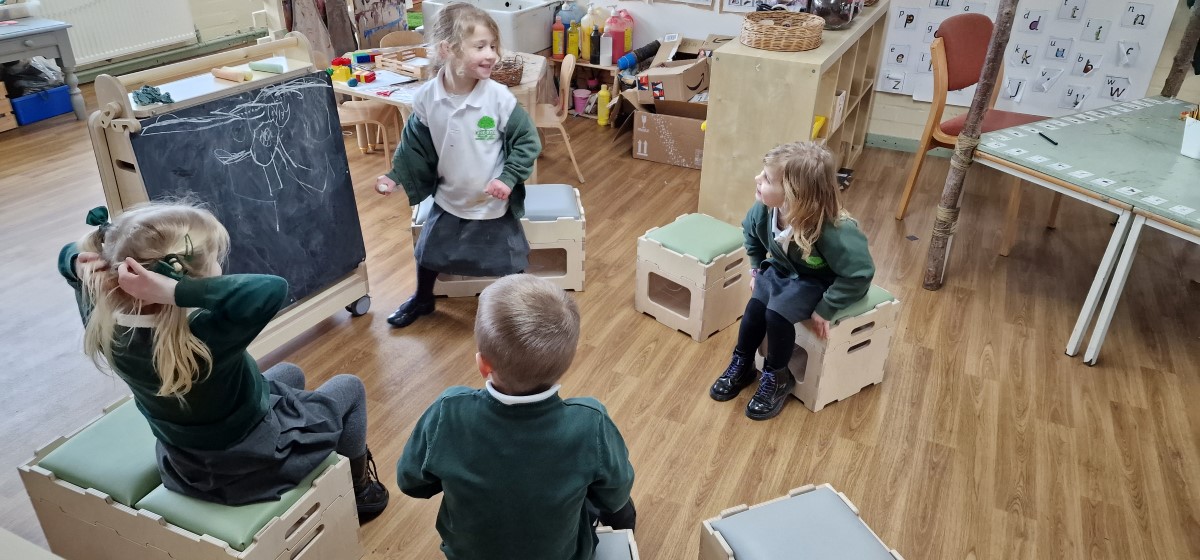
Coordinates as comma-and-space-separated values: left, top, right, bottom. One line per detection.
457, 26, 499, 81
754, 166, 786, 208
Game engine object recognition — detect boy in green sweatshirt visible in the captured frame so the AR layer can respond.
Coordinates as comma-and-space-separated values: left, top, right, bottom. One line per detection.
398, 274, 636, 560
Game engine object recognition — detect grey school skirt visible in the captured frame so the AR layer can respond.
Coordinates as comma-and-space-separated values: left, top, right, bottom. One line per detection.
415, 203, 530, 277
752, 264, 833, 324
155, 380, 342, 506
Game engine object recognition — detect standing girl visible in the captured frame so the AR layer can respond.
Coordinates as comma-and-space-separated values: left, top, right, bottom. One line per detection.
709, 142, 875, 420
59, 202, 389, 520
376, 3, 541, 328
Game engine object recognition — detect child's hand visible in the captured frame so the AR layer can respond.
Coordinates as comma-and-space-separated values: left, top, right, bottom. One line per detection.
76, 252, 108, 276
809, 312, 831, 340
375, 175, 398, 195
117, 258, 179, 305
485, 179, 512, 200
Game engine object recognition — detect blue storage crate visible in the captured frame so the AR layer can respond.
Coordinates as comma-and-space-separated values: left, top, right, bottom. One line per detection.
12, 85, 73, 126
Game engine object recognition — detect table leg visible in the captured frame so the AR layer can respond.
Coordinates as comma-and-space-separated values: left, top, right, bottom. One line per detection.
1082, 214, 1146, 366
62, 62, 86, 120
1065, 209, 1132, 356
355, 123, 368, 154
999, 176, 1022, 257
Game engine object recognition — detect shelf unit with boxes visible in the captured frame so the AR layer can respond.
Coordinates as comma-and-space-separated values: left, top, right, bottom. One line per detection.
698, 0, 888, 224
0, 83, 15, 132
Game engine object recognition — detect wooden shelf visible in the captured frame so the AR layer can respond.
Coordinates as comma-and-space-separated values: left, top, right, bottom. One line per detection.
698, 1, 889, 224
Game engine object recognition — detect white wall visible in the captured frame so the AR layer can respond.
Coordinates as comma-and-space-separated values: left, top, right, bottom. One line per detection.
190, 0, 256, 42
609, 0, 1200, 141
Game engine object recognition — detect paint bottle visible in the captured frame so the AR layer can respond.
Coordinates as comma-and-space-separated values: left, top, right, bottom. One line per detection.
589, 25, 601, 65
552, 16, 565, 61
567, 22, 580, 60
600, 30, 613, 67
597, 84, 610, 126
617, 9, 634, 53
580, 5, 595, 62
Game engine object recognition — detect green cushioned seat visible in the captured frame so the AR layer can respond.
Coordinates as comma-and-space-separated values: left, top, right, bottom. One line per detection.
829, 285, 896, 325
711, 486, 894, 560
37, 399, 161, 506
645, 213, 743, 264
524, 184, 581, 221
595, 530, 634, 560
135, 453, 339, 552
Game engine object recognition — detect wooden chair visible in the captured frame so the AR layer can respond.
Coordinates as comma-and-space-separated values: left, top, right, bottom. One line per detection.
895, 13, 1062, 254
534, 54, 585, 183
337, 30, 423, 156
379, 30, 424, 48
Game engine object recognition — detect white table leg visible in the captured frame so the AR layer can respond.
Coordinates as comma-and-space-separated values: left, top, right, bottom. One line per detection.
1083, 214, 1146, 366
1066, 209, 1133, 356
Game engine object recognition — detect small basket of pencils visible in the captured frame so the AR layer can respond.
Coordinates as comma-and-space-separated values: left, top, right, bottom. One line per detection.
491, 55, 525, 87
1182, 104, 1200, 160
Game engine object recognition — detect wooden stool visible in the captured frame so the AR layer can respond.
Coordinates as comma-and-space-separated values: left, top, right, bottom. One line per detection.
636, 213, 750, 342
699, 484, 903, 560
595, 527, 640, 559
19, 398, 363, 560
410, 184, 586, 297
755, 286, 900, 412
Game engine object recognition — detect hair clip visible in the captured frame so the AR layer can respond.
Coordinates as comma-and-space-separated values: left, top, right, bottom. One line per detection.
85, 206, 112, 240
154, 254, 187, 280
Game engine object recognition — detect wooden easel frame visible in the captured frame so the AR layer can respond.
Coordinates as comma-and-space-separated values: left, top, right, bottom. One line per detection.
88, 33, 372, 360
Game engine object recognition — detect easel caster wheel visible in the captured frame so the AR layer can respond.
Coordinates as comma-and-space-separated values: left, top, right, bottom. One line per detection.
346, 295, 371, 317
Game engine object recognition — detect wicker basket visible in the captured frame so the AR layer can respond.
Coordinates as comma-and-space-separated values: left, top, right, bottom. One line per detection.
739, 11, 824, 52
492, 55, 524, 87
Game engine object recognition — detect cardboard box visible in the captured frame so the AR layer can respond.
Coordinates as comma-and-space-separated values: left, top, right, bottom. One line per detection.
634, 57, 710, 105
832, 89, 848, 128
620, 90, 707, 170
696, 34, 735, 58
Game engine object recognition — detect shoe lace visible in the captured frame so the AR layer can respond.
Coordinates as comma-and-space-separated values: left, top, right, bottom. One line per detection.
754, 371, 777, 397
721, 354, 747, 380
365, 450, 381, 484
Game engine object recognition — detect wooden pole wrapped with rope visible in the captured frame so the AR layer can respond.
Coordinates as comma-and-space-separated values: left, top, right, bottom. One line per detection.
1161, 1, 1200, 98
922, 0, 1019, 291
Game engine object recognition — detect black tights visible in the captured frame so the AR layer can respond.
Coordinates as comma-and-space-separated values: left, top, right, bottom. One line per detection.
733, 298, 796, 372
414, 265, 439, 301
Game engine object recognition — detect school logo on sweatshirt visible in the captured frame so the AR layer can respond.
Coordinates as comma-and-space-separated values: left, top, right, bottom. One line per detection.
475, 116, 498, 141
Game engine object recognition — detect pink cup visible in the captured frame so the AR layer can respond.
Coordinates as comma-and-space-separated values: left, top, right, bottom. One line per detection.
572, 89, 590, 114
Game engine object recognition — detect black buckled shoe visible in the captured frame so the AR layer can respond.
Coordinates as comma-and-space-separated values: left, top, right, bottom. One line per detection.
710, 352, 759, 402
745, 368, 794, 420
386, 296, 435, 328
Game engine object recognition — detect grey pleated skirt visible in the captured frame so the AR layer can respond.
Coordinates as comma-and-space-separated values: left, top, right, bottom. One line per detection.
415, 202, 530, 277
155, 380, 343, 506
751, 265, 833, 324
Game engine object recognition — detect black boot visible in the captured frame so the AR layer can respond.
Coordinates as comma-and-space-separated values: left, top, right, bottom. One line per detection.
745, 368, 794, 420
349, 449, 389, 522
386, 295, 435, 328
710, 351, 759, 402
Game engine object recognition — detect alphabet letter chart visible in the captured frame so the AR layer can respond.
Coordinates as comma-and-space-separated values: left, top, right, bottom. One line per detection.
875, 0, 1175, 117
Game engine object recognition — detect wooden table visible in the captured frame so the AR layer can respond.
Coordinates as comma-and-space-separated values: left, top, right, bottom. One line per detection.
0, 17, 86, 120
975, 96, 1200, 365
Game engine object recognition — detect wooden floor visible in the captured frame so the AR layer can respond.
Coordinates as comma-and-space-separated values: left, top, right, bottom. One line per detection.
1, 85, 1198, 559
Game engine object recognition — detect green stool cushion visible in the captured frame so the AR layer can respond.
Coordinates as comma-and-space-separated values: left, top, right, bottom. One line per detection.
524, 184, 582, 221
711, 486, 894, 560
595, 530, 634, 560
37, 399, 161, 506
645, 214, 743, 264
830, 285, 896, 325
135, 453, 339, 552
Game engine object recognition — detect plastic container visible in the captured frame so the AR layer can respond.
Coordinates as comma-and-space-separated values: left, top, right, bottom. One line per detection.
580, 4, 595, 62
12, 85, 72, 126
567, 22, 580, 59
572, 89, 590, 114
605, 14, 627, 63
617, 9, 634, 52
552, 16, 565, 60
558, 0, 585, 27
589, 26, 601, 65
597, 84, 610, 126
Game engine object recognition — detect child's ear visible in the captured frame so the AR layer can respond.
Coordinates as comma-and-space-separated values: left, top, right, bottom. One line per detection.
438, 40, 453, 60
476, 352, 493, 378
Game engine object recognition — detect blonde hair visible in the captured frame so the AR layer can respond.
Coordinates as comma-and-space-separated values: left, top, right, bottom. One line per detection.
475, 274, 580, 394
427, 2, 502, 75
764, 141, 851, 259
78, 201, 230, 399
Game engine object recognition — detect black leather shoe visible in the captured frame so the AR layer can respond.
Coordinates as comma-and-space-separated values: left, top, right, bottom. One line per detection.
386, 296, 435, 328
710, 352, 759, 402
746, 368, 795, 420
349, 449, 389, 523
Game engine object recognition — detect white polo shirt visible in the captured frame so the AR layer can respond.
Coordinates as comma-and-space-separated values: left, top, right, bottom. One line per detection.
412, 71, 516, 220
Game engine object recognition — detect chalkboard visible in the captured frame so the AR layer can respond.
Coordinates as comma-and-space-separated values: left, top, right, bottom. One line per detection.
130, 71, 366, 306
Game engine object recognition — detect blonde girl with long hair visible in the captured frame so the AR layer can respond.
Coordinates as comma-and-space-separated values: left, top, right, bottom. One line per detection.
374, 2, 541, 329
709, 142, 876, 420
59, 202, 388, 519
